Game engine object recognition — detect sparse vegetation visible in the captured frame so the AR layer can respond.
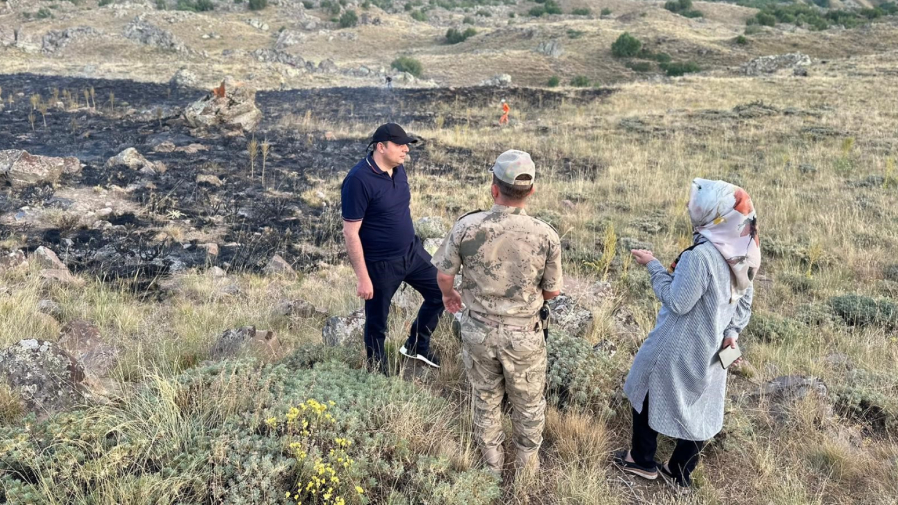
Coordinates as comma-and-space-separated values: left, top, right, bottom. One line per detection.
611, 32, 642, 57
410, 9, 428, 21
391, 56, 423, 77
601, 7, 612, 15
249, 0, 268, 10
664, 0, 703, 18
547, 75, 560, 87
660, 60, 700, 76
571, 7, 591, 15
445, 27, 476, 44
176, 0, 214, 11
570, 75, 590, 87
339, 9, 358, 27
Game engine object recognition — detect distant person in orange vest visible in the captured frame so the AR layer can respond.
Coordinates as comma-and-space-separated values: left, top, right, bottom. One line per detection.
500, 99, 510, 125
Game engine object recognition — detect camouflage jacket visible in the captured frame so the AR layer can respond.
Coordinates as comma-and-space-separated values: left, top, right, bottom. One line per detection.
432, 204, 562, 322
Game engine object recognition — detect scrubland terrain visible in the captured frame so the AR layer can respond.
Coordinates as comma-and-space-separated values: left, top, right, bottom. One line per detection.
1, 0, 898, 504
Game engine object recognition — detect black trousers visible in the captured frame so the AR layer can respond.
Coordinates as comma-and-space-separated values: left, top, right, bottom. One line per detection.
631, 394, 706, 486
363, 237, 444, 362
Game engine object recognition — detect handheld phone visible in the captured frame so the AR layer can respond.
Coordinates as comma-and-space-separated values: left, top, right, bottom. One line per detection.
718, 343, 742, 369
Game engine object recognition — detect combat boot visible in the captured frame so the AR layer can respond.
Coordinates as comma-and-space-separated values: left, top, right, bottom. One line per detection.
482, 445, 504, 479
514, 449, 540, 480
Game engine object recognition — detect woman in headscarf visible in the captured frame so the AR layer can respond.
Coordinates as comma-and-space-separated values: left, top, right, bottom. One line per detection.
614, 178, 760, 488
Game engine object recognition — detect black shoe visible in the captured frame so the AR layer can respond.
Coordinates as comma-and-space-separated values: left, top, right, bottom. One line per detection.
612, 450, 658, 480
659, 462, 690, 488
399, 344, 441, 368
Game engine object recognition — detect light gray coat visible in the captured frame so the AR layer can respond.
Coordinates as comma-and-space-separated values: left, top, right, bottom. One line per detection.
623, 240, 754, 441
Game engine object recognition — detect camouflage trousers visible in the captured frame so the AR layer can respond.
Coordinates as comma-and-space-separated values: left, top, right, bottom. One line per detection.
460, 313, 547, 472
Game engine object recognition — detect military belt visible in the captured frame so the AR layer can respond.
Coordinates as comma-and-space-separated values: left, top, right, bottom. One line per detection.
468, 310, 540, 332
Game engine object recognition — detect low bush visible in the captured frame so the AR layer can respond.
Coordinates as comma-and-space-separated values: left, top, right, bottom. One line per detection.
547, 75, 561, 87
571, 7, 591, 15
249, 0, 268, 9
626, 61, 653, 72
446, 27, 476, 44
601, 7, 612, 15
0, 358, 501, 504
339, 9, 358, 27
829, 294, 898, 329
391, 56, 423, 77
569, 75, 590, 87
743, 312, 804, 344
546, 330, 618, 417
660, 61, 700, 76
611, 32, 641, 57
410, 9, 427, 21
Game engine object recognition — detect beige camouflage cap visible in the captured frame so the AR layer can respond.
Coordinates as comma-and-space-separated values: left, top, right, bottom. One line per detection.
490, 149, 535, 186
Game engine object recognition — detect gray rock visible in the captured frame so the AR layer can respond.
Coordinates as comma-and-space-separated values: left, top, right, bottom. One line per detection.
105, 148, 154, 171
479, 74, 512, 87
0, 25, 15, 48
32, 246, 67, 270
275, 30, 304, 49
277, 298, 325, 318
42, 26, 100, 54
209, 326, 282, 360
535, 39, 563, 58
619, 237, 654, 251
37, 299, 63, 319
183, 77, 263, 132
764, 375, 828, 402
246, 18, 270, 31
252, 49, 305, 68
123, 17, 185, 52
547, 294, 594, 338
170, 68, 198, 88
0, 150, 80, 188
742, 52, 811, 76
40, 269, 83, 287
58, 320, 119, 379
318, 59, 338, 74
322, 309, 365, 347
0, 250, 28, 271
264, 254, 295, 276
0, 339, 85, 419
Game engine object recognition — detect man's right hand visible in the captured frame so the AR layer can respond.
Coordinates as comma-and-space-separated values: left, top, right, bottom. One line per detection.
357, 278, 374, 300
442, 290, 463, 313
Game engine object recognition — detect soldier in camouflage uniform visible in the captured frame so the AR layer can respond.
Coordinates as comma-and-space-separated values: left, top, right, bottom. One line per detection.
431, 150, 563, 479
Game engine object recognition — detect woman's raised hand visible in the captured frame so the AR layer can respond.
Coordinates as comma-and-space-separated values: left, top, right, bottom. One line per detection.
631, 249, 656, 266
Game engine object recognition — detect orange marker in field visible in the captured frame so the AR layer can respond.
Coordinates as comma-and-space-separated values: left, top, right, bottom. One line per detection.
500, 99, 510, 125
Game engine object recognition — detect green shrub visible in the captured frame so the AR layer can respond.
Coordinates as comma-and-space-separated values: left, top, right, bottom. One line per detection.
99, 0, 114, 6
547, 75, 560, 87
339, 9, 358, 27
566, 28, 584, 38
735, 34, 748, 44
611, 32, 642, 57
391, 56, 423, 77
601, 7, 612, 15
176, 0, 214, 10
569, 75, 590, 87
463, 15, 475, 23
743, 312, 804, 344
795, 303, 844, 328
156, 0, 167, 8
681, 9, 703, 17
626, 61, 653, 72
0, 359, 502, 504
755, 12, 776, 26
249, 0, 268, 8
833, 369, 897, 433
446, 27, 476, 43
36, 7, 53, 18
661, 61, 700, 76
410, 9, 427, 21
829, 294, 898, 329
884, 264, 898, 282
476, 8, 491, 16
571, 7, 591, 15
544, 0, 562, 14
528, 5, 545, 16
546, 330, 617, 416
302, 0, 314, 7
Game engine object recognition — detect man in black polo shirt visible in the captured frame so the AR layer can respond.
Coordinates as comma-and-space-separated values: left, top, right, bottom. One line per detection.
341, 123, 443, 373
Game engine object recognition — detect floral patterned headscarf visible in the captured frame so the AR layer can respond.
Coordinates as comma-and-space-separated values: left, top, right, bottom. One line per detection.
686, 178, 760, 302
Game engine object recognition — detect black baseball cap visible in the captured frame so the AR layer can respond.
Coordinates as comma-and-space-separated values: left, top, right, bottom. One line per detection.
370, 123, 418, 147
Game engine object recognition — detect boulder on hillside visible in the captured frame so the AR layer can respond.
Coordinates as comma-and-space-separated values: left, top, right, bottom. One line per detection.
210, 326, 283, 360
169, 67, 199, 88
42, 26, 99, 54
742, 52, 811, 76
264, 254, 295, 276
183, 77, 263, 132
480, 74, 512, 87
535, 39, 563, 58
105, 148, 154, 171
322, 309, 365, 347
33, 246, 67, 270
0, 250, 28, 271
57, 320, 119, 379
0, 150, 81, 188
0, 339, 85, 419
123, 17, 185, 52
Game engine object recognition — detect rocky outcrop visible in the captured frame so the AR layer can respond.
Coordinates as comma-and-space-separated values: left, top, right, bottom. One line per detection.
105, 148, 155, 172
33, 246, 67, 270
414, 217, 448, 239
42, 26, 100, 54
123, 17, 185, 52
322, 309, 365, 347
742, 52, 811, 76
264, 254, 295, 276
183, 77, 263, 132
0, 150, 81, 188
169, 68, 199, 88
480, 74, 512, 87
252, 49, 305, 68
547, 294, 594, 338
0, 339, 85, 419
535, 39, 563, 58
57, 320, 119, 379
209, 326, 282, 360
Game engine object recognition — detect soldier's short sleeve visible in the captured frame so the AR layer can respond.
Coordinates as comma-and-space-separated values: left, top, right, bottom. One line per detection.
540, 231, 563, 292
432, 221, 465, 276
